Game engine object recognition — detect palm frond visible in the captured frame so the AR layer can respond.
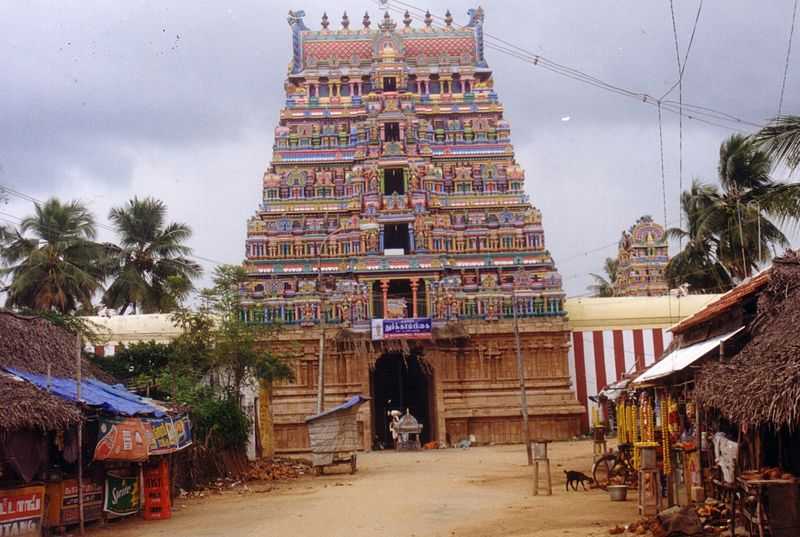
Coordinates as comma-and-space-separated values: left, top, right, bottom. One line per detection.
751, 115, 800, 172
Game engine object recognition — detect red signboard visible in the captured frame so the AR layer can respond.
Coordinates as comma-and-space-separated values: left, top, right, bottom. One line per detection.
0, 485, 45, 536
94, 418, 150, 461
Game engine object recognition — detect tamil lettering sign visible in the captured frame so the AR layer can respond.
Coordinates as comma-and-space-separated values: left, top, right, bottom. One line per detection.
0, 485, 44, 537
58, 480, 104, 525
104, 475, 140, 516
372, 318, 432, 340
94, 418, 150, 461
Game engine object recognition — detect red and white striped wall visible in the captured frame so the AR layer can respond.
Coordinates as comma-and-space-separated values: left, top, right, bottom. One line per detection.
567, 327, 673, 430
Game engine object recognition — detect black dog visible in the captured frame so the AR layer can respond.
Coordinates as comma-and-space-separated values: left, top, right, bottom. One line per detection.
564, 470, 593, 491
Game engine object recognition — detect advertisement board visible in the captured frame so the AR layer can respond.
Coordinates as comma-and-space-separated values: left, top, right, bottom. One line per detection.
104, 475, 140, 516
0, 485, 45, 536
94, 418, 150, 461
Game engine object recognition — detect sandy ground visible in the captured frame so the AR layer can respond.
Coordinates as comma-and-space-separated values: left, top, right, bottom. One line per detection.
88, 440, 637, 537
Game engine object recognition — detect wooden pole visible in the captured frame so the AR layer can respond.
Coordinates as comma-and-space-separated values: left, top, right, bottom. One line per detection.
76, 332, 85, 536
316, 243, 326, 414
512, 283, 533, 466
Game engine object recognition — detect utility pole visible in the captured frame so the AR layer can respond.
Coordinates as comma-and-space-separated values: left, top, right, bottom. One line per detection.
316, 237, 329, 415
75, 332, 85, 536
512, 279, 533, 466
316, 222, 379, 414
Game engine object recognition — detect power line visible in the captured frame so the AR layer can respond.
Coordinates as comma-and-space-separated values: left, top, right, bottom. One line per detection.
658, 103, 669, 230
383, 0, 759, 132
778, 0, 799, 115
0, 184, 231, 269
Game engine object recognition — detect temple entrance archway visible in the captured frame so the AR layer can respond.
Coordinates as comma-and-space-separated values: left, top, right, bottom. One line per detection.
370, 351, 433, 449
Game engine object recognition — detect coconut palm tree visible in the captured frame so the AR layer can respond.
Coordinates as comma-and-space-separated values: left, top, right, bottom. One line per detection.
587, 257, 618, 297
706, 134, 800, 280
665, 181, 733, 293
752, 115, 800, 172
103, 197, 201, 314
668, 135, 800, 285
0, 198, 107, 313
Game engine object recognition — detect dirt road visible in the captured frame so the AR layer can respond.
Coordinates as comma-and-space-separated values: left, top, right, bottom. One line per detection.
89, 440, 635, 537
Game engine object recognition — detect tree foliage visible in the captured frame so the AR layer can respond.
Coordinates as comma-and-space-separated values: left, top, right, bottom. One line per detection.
0, 199, 109, 313
752, 115, 800, 173
667, 135, 800, 289
103, 197, 201, 314
587, 257, 618, 297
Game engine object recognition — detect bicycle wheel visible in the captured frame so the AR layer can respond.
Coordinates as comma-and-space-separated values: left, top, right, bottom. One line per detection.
592, 454, 616, 488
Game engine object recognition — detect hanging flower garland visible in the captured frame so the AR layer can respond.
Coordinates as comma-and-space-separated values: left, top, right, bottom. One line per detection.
660, 392, 671, 475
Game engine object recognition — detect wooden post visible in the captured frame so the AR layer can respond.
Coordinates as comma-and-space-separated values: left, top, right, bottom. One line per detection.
512, 283, 533, 466
76, 332, 85, 536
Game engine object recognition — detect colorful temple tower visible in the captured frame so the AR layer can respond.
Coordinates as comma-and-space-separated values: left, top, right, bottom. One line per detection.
613, 216, 669, 297
243, 7, 584, 452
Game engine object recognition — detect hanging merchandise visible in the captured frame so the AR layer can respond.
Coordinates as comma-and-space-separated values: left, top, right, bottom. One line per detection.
660, 392, 671, 475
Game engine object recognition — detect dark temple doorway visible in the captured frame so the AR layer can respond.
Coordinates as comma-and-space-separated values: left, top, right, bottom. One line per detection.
371, 352, 432, 449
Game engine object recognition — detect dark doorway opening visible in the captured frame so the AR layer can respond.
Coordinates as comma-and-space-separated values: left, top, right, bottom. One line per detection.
385, 122, 400, 142
371, 352, 432, 448
384, 223, 409, 253
383, 77, 397, 92
384, 167, 404, 194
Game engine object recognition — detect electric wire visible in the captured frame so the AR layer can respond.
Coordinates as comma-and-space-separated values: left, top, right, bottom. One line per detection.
778, 0, 799, 115
382, 0, 759, 132
0, 184, 231, 269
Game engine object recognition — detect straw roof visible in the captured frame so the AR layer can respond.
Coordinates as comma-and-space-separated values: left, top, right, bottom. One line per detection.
0, 373, 82, 431
695, 251, 800, 428
0, 310, 109, 431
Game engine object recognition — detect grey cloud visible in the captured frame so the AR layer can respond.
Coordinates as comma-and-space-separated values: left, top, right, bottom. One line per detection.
1, 0, 798, 296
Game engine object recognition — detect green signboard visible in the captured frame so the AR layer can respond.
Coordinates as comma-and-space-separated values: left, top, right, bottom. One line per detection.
103, 475, 140, 517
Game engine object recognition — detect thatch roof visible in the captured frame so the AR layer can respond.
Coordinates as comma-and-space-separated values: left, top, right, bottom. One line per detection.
695, 251, 800, 428
0, 373, 82, 431
0, 310, 110, 431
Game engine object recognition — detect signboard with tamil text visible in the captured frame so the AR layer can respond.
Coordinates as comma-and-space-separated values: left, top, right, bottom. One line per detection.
371, 318, 432, 341
0, 485, 45, 536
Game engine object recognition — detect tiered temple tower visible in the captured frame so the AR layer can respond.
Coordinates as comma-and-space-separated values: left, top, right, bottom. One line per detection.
243, 8, 584, 452
613, 216, 669, 297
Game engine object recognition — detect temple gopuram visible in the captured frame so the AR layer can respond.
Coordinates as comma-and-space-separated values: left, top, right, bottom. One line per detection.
613, 216, 669, 297
242, 7, 584, 452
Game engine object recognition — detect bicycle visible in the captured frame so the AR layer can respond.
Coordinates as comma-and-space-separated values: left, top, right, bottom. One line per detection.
592, 442, 636, 489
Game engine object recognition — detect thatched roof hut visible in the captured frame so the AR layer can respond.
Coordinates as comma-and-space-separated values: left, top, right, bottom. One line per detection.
0, 373, 82, 431
0, 310, 105, 431
695, 251, 800, 429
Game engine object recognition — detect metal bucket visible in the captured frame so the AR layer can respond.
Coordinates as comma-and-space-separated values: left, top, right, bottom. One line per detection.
608, 485, 628, 501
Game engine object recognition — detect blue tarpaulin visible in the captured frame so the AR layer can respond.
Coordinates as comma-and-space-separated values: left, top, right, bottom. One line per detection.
4, 367, 166, 417
305, 394, 369, 423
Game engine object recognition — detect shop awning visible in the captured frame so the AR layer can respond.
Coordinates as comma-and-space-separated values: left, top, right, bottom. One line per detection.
632, 327, 744, 385
4, 367, 166, 417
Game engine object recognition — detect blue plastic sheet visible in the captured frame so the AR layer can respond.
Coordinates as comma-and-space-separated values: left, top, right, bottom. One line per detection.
305, 394, 368, 423
5, 367, 165, 417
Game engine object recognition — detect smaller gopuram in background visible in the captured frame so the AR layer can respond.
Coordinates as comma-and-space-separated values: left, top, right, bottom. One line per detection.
614, 216, 669, 297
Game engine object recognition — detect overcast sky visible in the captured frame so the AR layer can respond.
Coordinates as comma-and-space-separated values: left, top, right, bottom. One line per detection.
1, 0, 798, 298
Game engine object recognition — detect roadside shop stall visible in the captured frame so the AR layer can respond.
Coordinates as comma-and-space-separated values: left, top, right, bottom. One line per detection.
0, 310, 192, 535
694, 253, 800, 537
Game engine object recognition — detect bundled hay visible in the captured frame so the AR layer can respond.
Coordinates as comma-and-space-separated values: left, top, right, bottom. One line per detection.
695, 251, 800, 428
